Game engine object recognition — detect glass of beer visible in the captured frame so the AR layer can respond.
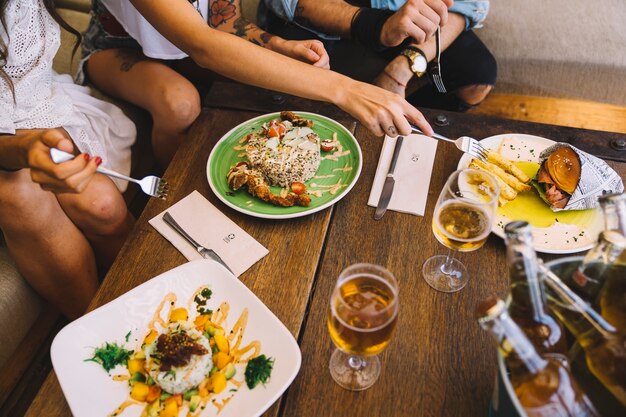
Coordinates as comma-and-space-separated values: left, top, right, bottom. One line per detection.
327, 263, 399, 391
423, 168, 499, 292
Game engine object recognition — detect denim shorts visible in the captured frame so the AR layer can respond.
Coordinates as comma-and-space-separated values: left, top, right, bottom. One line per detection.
77, 0, 142, 84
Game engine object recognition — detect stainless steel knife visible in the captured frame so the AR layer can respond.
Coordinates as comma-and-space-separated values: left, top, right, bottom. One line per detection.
162, 212, 235, 275
374, 136, 404, 220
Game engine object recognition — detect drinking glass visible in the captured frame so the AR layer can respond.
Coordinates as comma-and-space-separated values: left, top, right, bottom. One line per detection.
423, 168, 499, 292
327, 263, 399, 391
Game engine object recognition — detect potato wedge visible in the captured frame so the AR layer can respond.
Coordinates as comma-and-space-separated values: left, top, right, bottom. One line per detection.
469, 161, 518, 201
487, 151, 530, 183
472, 158, 531, 193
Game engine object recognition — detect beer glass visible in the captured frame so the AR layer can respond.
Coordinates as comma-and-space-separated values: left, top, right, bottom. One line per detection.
423, 168, 499, 292
327, 263, 399, 391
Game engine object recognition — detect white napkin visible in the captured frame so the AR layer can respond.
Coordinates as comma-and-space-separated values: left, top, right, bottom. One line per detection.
367, 134, 438, 216
149, 191, 269, 277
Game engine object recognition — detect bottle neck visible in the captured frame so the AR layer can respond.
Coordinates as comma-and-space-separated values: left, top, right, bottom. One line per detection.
601, 199, 626, 236
508, 239, 550, 321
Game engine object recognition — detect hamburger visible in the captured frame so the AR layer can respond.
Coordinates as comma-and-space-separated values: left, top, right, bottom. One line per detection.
534, 146, 581, 209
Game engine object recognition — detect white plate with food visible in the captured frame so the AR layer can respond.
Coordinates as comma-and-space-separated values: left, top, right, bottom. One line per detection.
207, 111, 362, 219
51, 260, 301, 417
457, 133, 603, 254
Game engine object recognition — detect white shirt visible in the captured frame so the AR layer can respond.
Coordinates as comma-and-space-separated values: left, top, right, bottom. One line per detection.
0, 0, 136, 190
100, 0, 208, 60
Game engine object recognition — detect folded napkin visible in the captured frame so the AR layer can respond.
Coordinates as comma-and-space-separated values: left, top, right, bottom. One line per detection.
367, 134, 438, 216
149, 190, 269, 277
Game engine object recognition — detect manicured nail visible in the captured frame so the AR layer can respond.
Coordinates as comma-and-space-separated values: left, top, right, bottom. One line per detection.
83, 153, 90, 161
95, 157, 102, 166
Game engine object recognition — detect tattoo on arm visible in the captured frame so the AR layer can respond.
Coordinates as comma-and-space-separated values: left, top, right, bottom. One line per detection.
115, 49, 143, 72
293, 5, 314, 29
209, 0, 237, 27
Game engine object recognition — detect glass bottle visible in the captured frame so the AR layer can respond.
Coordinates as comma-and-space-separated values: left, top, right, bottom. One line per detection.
505, 221, 567, 354
570, 231, 626, 305
598, 192, 626, 236
544, 274, 626, 407
476, 297, 599, 417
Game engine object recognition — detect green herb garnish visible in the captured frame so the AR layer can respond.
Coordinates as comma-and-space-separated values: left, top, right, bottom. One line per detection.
194, 287, 213, 315
125, 331, 131, 342
245, 355, 274, 389
85, 342, 132, 372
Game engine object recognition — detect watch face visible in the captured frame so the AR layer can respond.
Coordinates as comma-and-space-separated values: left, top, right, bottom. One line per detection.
411, 55, 427, 73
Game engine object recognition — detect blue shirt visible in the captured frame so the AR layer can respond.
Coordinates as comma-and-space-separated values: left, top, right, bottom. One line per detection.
262, 0, 489, 39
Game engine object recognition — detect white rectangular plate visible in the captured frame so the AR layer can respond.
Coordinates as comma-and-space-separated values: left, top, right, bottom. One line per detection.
51, 260, 301, 417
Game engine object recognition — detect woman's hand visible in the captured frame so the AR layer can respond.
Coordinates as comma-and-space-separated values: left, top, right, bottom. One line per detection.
334, 79, 434, 138
25, 129, 101, 193
269, 38, 330, 69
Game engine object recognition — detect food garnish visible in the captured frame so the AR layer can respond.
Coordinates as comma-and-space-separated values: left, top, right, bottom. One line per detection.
320, 140, 335, 152
85, 342, 133, 373
244, 354, 274, 389
291, 182, 306, 195
88, 286, 270, 417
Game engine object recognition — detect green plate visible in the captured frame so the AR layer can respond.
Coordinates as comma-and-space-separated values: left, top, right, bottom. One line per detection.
207, 112, 362, 219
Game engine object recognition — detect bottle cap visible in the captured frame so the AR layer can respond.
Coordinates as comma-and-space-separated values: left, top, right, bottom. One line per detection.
598, 230, 626, 249
504, 220, 531, 236
598, 192, 626, 205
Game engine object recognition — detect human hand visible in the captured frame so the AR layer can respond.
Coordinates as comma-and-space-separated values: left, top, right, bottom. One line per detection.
336, 79, 433, 138
271, 38, 330, 69
380, 0, 452, 47
25, 129, 100, 193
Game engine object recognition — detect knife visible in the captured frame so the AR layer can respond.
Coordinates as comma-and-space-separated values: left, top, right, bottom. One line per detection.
374, 136, 404, 220
162, 212, 235, 275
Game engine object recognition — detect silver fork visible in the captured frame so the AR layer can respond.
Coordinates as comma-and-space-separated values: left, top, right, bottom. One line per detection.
410, 125, 489, 162
430, 26, 446, 93
50, 148, 170, 199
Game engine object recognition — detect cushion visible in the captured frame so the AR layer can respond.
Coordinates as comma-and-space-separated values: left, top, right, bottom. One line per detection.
0, 236, 43, 368
477, 0, 626, 106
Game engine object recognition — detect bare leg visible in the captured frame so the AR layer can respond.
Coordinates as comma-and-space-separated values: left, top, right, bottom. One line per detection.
457, 84, 493, 106
57, 174, 134, 268
0, 170, 98, 319
85, 49, 201, 167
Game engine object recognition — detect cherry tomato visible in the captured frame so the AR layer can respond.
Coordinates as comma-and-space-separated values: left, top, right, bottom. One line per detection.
267, 120, 287, 138
321, 140, 335, 152
291, 182, 306, 195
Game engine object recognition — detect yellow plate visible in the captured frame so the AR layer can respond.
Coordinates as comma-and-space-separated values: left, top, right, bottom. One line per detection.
458, 134, 603, 254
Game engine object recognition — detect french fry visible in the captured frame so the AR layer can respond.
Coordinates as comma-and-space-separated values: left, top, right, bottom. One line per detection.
469, 160, 518, 201
472, 158, 531, 193
487, 151, 530, 183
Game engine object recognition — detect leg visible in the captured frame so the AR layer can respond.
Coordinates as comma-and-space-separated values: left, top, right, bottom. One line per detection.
0, 170, 98, 319
56, 174, 134, 269
407, 30, 497, 111
85, 49, 201, 166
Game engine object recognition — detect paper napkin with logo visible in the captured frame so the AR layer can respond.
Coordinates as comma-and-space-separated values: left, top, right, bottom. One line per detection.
368, 134, 438, 216
150, 190, 268, 277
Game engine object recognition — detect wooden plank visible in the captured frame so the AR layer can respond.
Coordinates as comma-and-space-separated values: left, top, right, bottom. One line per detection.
469, 93, 626, 135
24, 107, 354, 417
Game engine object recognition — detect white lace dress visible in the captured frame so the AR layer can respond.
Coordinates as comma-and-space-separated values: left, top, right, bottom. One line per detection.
0, 0, 135, 191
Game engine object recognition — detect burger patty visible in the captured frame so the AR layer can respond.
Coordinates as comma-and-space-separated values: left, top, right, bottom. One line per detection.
537, 164, 570, 209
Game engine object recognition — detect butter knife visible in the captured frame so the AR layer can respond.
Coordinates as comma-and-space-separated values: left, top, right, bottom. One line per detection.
162, 212, 235, 275
374, 136, 404, 220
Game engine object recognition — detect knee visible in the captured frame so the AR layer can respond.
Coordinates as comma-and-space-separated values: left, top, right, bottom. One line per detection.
457, 84, 493, 106
64, 178, 129, 235
153, 83, 201, 132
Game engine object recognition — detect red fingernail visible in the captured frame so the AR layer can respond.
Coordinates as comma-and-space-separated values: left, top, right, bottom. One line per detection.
95, 157, 102, 166
83, 153, 90, 161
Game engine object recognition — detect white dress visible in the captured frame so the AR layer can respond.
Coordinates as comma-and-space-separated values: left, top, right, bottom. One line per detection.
0, 0, 136, 191
100, 0, 208, 60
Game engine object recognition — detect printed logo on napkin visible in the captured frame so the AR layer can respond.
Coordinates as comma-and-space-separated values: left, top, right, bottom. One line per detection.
539, 143, 624, 211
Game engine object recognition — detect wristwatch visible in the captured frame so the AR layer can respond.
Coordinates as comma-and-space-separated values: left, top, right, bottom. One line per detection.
401, 46, 428, 77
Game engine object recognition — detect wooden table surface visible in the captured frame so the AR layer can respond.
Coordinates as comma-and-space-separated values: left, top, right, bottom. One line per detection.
25, 83, 626, 417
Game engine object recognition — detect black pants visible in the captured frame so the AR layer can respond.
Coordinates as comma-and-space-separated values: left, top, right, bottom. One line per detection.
262, 6, 497, 112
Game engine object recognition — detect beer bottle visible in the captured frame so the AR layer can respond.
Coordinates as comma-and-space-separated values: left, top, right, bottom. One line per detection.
544, 274, 626, 407
598, 192, 626, 236
570, 231, 626, 305
504, 221, 567, 354
476, 297, 599, 417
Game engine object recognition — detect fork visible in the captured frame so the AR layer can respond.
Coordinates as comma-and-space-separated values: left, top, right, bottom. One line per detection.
50, 148, 170, 199
410, 125, 489, 162
430, 26, 446, 93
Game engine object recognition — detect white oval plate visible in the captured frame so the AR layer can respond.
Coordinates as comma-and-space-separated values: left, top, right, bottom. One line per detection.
458, 133, 603, 254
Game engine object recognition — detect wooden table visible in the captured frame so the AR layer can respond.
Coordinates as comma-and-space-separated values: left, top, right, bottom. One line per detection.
25, 83, 626, 417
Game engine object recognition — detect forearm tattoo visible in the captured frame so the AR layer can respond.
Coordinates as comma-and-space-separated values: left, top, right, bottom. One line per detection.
209, 0, 237, 27
209, 0, 273, 47
293, 5, 314, 29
